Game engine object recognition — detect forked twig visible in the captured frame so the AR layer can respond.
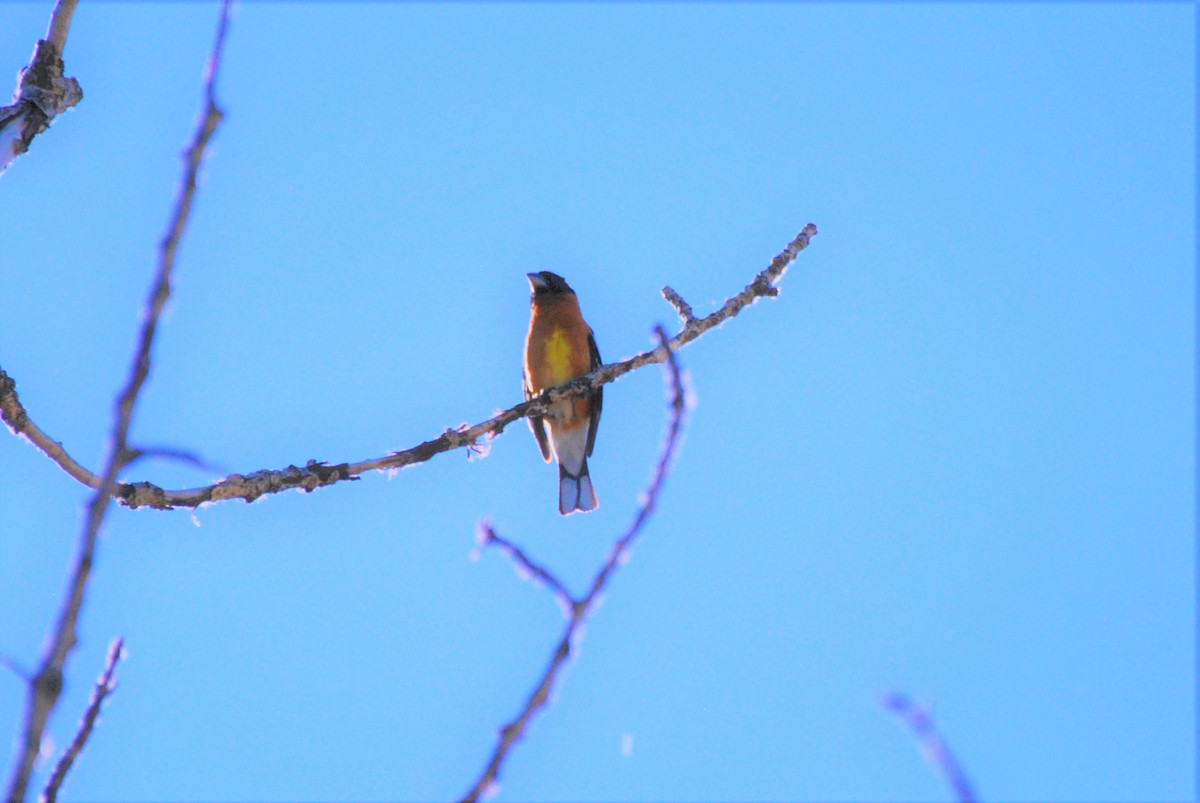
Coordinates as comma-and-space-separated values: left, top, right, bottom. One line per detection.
462, 327, 686, 803
4, 3, 232, 799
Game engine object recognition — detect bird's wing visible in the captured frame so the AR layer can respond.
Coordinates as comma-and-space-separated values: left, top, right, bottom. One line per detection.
524, 369, 552, 462
585, 328, 602, 457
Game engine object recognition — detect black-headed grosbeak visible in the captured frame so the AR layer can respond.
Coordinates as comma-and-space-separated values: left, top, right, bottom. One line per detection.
523, 271, 602, 515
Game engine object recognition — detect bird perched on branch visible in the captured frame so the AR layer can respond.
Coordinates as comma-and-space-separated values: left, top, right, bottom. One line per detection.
523, 271, 602, 515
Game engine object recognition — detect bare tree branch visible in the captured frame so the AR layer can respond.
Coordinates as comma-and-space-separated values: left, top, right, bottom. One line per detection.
461, 325, 686, 803
883, 691, 978, 803
3, 2, 231, 799
0, 0, 83, 175
39, 637, 124, 803
1, 224, 817, 512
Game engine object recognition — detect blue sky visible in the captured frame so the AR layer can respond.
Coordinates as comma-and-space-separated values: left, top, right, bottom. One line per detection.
1, 3, 1194, 802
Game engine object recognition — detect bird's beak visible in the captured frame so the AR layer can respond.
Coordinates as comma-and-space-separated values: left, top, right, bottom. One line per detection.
526, 273, 547, 290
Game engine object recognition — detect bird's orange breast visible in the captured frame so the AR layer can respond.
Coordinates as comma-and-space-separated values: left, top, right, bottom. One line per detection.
525, 298, 592, 395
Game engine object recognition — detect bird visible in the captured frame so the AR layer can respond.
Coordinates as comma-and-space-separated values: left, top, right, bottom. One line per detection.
523, 271, 602, 515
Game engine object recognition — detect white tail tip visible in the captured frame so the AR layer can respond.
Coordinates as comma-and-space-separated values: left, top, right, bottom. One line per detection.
559, 467, 598, 515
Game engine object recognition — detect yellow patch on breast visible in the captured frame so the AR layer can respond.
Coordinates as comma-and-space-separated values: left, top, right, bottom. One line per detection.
545, 327, 577, 384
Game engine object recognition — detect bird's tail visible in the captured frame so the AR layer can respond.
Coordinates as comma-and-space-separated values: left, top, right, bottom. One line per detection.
559, 460, 598, 515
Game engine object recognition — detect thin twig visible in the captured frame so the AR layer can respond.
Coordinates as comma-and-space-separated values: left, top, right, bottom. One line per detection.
478, 523, 577, 616
3, 4, 231, 800
461, 327, 686, 803
124, 445, 215, 472
1, 225, 817, 512
0, 655, 29, 683
883, 691, 977, 803
45, 0, 80, 55
39, 637, 125, 803
661, 285, 695, 326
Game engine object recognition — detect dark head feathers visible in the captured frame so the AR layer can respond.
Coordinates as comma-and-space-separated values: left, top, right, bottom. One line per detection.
526, 271, 575, 297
